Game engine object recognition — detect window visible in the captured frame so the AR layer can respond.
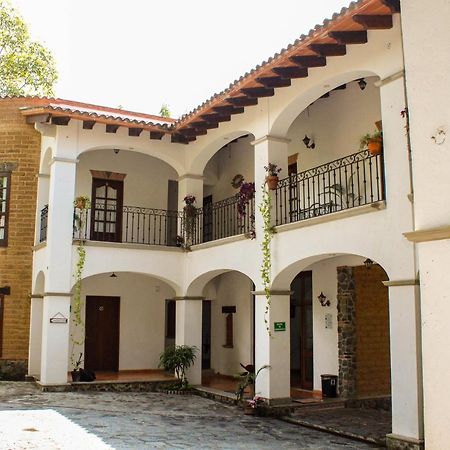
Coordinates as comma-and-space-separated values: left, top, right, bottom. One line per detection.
0, 172, 11, 247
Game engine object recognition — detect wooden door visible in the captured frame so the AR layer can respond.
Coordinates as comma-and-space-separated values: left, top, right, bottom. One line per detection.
85, 296, 120, 372
203, 195, 213, 243
202, 300, 211, 369
91, 178, 123, 242
291, 271, 313, 389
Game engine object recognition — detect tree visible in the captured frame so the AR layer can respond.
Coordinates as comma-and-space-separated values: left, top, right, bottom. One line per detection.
159, 103, 171, 118
0, 1, 58, 96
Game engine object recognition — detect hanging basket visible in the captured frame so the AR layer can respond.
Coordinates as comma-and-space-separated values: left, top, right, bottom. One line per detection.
75, 197, 87, 209
183, 204, 197, 218
266, 175, 279, 190
368, 138, 383, 156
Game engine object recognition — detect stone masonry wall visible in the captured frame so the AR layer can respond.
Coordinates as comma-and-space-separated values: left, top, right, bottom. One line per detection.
0, 98, 41, 370
354, 264, 391, 396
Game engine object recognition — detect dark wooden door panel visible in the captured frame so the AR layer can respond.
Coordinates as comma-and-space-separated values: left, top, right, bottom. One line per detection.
85, 296, 120, 372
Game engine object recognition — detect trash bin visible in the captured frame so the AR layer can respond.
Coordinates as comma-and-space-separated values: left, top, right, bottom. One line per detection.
321, 374, 338, 398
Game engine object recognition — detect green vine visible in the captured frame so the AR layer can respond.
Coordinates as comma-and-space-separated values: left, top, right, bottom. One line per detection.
71, 196, 90, 367
259, 182, 276, 336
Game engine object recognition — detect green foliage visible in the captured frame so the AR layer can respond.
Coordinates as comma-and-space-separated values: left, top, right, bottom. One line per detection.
159, 103, 171, 118
159, 345, 197, 388
235, 365, 270, 402
259, 182, 275, 336
359, 130, 382, 150
0, 1, 58, 96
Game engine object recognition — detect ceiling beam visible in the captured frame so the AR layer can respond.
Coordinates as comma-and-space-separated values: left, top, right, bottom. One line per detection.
171, 133, 195, 144
333, 84, 346, 90
328, 30, 368, 44
128, 127, 143, 137
272, 66, 308, 79
226, 97, 258, 107
150, 131, 165, 140
200, 113, 231, 123
179, 127, 207, 136
82, 120, 96, 130
51, 116, 71, 126
289, 55, 327, 67
353, 14, 393, 29
256, 77, 291, 88
106, 124, 119, 133
309, 43, 346, 57
212, 105, 245, 115
380, 0, 400, 13
320, 92, 330, 99
240, 87, 275, 98
190, 121, 219, 129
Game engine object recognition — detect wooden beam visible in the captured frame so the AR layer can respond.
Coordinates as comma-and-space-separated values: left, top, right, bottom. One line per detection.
320, 92, 330, 99
51, 116, 71, 126
380, 0, 400, 13
179, 127, 207, 136
106, 124, 119, 133
272, 66, 308, 79
200, 113, 231, 123
82, 120, 96, 130
309, 43, 346, 57
128, 127, 143, 137
333, 84, 346, 90
353, 14, 393, 29
212, 105, 244, 115
256, 77, 291, 88
25, 114, 50, 124
289, 55, 327, 67
190, 121, 219, 129
240, 87, 275, 98
328, 31, 368, 44
226, 96, 258, 107
150, 131, 165, 140
171, 134, 195, 144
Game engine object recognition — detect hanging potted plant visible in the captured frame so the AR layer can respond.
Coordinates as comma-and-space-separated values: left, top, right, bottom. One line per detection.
183, 195, 197, 217
237, 182, 255, 218
264, 163, 282, 190
360, 131, 383, 156
74, 195, 90, 210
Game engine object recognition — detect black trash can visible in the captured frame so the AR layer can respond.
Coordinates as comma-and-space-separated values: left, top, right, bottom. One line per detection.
321, 374, 338, 398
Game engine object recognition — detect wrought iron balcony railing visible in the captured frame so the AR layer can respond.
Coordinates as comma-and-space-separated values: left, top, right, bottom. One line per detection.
39, 205, 48, 243
273, 149, 384, 226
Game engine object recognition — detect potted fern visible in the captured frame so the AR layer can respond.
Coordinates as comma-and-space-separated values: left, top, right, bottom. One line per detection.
360, 130, 383, 156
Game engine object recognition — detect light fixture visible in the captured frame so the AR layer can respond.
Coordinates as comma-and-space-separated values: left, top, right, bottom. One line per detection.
110, 272, 117, 278
113, 148, 120, 154
317, 292, 330, 307
303, 134, 316, 149
358, 78, 367, 90
364, 258, 374, 269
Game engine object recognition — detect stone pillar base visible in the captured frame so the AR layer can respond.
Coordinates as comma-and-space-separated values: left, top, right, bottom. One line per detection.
386, 434, 424, 450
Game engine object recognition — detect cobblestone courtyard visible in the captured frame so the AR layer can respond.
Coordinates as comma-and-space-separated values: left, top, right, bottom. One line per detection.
0, 382, 383, 449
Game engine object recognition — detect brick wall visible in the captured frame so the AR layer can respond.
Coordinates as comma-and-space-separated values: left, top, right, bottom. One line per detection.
354, 265, 391, 396
0, 98, 41, 363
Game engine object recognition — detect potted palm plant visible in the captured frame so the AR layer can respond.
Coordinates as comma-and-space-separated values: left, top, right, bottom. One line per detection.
360, 130, 383, 156
159, 345, 197, 391
264, 163, 282, 190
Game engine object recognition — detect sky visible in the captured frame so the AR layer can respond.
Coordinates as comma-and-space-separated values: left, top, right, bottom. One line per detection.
10, 0, 348, 118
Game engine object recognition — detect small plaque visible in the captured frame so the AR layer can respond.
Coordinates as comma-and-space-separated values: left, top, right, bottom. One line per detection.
50, 312, 68, 324
274, 321, 286, 332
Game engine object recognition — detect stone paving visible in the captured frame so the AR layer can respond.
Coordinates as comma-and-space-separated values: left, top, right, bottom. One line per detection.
0, 382, 383, 449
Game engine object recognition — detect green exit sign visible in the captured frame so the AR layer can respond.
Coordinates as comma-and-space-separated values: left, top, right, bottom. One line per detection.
274, 322, 286, 332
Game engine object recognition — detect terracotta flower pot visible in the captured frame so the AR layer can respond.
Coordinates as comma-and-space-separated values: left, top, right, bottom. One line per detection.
368, 139, 383, 156
266, 175, 279, 190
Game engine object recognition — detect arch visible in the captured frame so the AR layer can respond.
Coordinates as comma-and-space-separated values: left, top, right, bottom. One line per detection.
269, 69, 380, 138
186, 268, 257, 297
73, 270, 182, 296
33, 270, 45, 295
188, 130, 254, 175
77, 145, 184, 177
272, 251, 390, 290
40, 146, 52, 175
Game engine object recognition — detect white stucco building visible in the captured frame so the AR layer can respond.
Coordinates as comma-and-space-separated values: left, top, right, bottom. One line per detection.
23, 0, 450, 449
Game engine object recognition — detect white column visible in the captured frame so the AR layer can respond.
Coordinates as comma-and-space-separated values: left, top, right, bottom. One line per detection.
39, 156, 77, 384
254, 291, 290, 402
28, 296, 43, 378
177, 174, 204, 210
385, 281, 423, 447
175, 297, 203, 385
40, 294, 71, 384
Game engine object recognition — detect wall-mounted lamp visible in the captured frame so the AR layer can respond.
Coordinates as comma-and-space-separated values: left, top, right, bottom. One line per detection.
358, 78, 367, 90
364, 258, 374, 269
317, 291, 330, 307
303, 134, 316, 149
113, 148, 120, 154
110, 272, 118, 278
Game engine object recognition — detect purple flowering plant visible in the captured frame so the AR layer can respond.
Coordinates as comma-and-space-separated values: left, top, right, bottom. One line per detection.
247, 395, 266, 409
236, 182, 255, 217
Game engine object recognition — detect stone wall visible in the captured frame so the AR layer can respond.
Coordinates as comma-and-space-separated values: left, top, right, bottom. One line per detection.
0, 98, 41, 373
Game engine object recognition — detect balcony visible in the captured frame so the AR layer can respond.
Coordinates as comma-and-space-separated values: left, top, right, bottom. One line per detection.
38, 150, 384, 248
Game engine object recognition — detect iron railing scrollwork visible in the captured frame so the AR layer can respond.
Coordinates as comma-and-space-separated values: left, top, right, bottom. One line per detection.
39, 205, 48, 243
274, 149, 384, 226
